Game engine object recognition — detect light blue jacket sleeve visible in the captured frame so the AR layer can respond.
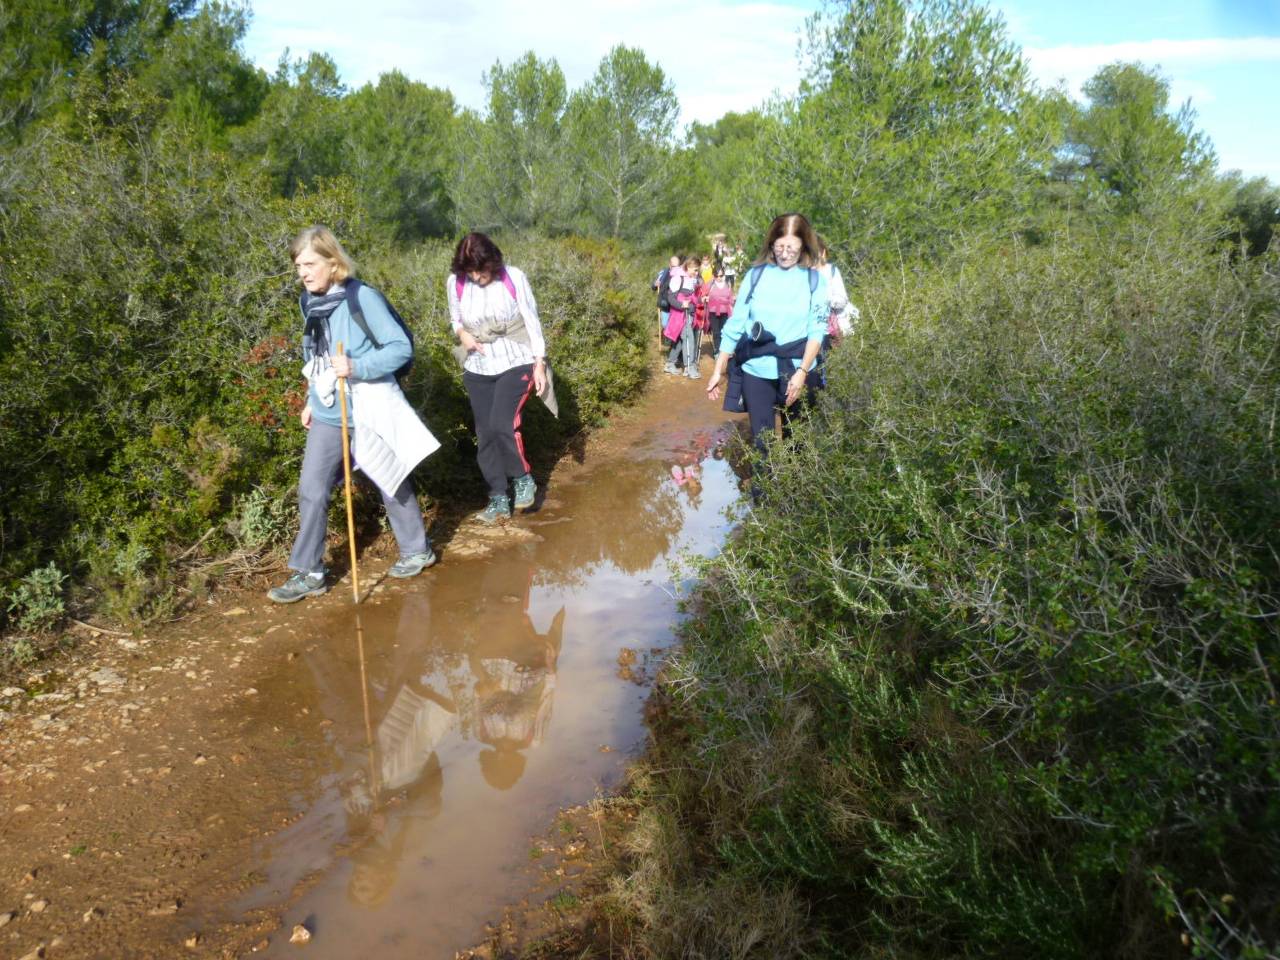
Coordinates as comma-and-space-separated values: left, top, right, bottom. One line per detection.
342, 285, 412, 382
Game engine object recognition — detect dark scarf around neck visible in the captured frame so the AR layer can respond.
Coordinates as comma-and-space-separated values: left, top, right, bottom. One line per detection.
302, 286, 346, 359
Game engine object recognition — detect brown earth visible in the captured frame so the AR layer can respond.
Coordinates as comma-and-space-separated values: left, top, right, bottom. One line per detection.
0, 364, 742, 960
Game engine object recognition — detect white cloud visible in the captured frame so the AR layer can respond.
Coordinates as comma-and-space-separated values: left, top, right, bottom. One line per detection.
1023, 35, 1280, 93
242, 0, 814, 128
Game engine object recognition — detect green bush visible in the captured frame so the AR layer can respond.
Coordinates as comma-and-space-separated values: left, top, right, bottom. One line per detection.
621, 219, 1280, 957
232, 487, 298, 552
0, 78, 652, 629
6, 563, 67, 635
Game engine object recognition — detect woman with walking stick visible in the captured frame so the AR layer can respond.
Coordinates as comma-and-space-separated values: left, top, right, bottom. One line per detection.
268, 226, 438, 604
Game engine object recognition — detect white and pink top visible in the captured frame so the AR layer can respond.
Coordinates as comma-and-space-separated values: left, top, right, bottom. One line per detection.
447, 264, 547, 377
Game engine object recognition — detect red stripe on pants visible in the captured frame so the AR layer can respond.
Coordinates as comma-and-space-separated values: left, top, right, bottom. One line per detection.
513, 373, 534, 474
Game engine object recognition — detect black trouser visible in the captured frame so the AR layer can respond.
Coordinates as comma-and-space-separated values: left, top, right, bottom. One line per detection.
709, 312, 730, 355
464, 364, 535, 498
740, 369, 806, 500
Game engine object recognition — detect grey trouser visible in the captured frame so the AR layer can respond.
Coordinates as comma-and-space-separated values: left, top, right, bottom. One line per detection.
667, 313, 700, 370
287, 420, 429, 574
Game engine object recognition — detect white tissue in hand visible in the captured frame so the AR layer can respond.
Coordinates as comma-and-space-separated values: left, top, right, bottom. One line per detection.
302, 358, 338, 407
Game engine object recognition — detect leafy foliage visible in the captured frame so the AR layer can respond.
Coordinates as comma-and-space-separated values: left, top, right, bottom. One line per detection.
6, 563, 67, 635
1065, 62, 1214, 211
454, 53, 571, 234
617, 219, 1280, 957
564, 45, 679, 242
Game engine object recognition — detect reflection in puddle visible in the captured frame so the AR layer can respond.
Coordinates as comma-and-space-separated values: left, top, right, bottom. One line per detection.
229, 424, 741, 957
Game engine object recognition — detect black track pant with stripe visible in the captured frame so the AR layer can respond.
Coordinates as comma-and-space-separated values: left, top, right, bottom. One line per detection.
464, 364, 535, 497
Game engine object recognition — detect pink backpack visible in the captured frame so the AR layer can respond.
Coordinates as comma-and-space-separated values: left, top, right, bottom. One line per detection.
455, 270, 518, 302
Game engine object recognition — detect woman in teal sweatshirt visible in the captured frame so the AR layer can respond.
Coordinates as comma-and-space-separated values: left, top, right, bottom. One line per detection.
706, 213, 828, 498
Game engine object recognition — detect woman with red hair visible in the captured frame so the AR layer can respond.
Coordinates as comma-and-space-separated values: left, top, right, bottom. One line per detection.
447, 232, 549, 523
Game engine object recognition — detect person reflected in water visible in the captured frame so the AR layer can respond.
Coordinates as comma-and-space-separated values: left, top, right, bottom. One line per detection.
334, 595, 464, 907
465, 562, 566, 791
341, 753, 445, 908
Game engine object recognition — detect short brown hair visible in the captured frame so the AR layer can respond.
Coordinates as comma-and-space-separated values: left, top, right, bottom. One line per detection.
451, 232, 505, 277
755, 213, 821, 268
290, 225, 357, 283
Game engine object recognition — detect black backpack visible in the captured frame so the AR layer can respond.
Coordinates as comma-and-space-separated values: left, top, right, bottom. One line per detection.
656, 267, 671, 309
301, 278, 414, 382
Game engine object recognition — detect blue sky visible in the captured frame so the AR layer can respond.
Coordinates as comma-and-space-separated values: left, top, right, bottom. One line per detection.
997, 0, 1280, 181
240, 0, 1280, 182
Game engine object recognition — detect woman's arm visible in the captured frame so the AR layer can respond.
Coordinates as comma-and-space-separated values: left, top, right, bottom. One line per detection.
785, 339, 823, 407
511, 267, 548, 392
447, 273, 484, 356
828, 265, 849, 311
345, 286, 412, 381
510, 266, 547, 360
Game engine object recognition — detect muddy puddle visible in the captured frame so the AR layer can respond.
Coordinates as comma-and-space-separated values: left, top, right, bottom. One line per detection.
199, 406, 743, 956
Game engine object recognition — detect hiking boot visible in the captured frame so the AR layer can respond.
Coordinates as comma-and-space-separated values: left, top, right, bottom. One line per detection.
512, 473, 537, 509
477, 495, 511, 524
387, 549, 437, 579
663, 362, 679, 375
686, 367, 701, 380
267, 571, 327, 604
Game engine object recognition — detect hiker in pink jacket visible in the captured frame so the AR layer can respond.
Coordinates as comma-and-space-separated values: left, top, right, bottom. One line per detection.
663, 256, 702, 378
704, 266, 736, 356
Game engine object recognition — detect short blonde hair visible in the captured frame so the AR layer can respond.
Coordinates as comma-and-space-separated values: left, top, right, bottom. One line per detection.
289, 225, 357, 283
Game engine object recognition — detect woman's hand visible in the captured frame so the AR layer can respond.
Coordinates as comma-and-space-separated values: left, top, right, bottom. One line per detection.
331, 353, 354, 378
458, 330, 486, 355
533, 359, 547, 394
784, 368, 808, 407
300, 405, 313, 430
706, 368, 723, 401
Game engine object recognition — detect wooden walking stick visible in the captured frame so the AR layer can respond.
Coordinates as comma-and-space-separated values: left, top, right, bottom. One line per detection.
355, 612, 380, 798
336, 342, 360, 604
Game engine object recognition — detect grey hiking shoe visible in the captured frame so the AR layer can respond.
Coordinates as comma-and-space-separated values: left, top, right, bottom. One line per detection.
388, 549, 437, 579
663, 362, 679, 375
477, 494, 511, 524
268, 571, 326, 604
512, 473, 537, 509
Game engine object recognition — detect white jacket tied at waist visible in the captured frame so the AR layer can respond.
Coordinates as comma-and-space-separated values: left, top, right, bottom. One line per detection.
349, 378, 440, 497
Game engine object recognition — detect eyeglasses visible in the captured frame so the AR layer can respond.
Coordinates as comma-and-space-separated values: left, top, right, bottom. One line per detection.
773, 241, 802, 256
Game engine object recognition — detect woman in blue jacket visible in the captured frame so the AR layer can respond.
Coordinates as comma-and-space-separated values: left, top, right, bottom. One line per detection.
705, 213, 828, 498
268, 226, 435, 603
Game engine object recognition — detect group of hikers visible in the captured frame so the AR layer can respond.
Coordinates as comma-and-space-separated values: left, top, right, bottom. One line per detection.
269, 213, 856, 605
653, 214, 858, 494
270, 226, 552, 604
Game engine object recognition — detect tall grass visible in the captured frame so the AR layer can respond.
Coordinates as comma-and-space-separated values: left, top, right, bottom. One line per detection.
612, 220, 1280, 957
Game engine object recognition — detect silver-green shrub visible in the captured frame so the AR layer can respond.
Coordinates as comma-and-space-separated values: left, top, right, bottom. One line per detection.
627, 218, 1279, 956
5, 562, 67, 635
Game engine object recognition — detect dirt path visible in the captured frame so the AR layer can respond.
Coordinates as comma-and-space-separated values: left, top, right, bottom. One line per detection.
0, 368, 740, 960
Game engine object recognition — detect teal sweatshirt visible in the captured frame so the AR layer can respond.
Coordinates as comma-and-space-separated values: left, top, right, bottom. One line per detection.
719, 264, 828, 379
